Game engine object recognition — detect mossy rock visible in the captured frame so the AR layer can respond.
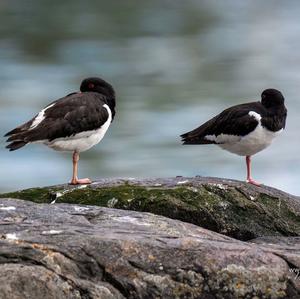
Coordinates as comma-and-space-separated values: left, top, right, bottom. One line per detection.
1, 176, 300, 241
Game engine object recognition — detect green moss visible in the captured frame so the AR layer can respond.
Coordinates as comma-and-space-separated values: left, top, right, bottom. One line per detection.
257, 193, 300, 235
1, 182, 300, 240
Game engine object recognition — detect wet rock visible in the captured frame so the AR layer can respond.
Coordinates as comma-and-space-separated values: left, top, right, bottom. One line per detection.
1, 177, 300, 240
0, 198, 299, 299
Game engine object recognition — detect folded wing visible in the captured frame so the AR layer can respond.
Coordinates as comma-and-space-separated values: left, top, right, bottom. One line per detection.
181, 102, 261, 145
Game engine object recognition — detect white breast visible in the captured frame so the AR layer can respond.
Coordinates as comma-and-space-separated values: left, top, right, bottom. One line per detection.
44, 104, 112, 152
217, 111, 282, 156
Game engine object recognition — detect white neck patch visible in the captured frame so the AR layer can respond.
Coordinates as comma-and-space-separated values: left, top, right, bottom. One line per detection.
248, 111, 262, 122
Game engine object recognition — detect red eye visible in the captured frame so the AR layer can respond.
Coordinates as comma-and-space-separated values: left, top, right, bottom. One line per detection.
88, 83, 94, 89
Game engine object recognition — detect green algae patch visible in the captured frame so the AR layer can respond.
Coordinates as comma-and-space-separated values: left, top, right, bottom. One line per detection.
1, 178, 300, 240
256, 193, 300, 236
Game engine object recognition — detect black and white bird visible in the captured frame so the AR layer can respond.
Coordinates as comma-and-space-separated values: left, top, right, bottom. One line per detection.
181, 89, 287, 185
5, 77, 116, 185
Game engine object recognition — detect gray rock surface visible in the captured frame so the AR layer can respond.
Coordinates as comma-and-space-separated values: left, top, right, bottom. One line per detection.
2, 177, 300, 240
0, 198, 299, 299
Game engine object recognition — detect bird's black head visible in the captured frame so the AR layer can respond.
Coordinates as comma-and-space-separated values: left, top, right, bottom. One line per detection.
80, 77, 116, 112
80, 77, 115, 98
261, 88, 285, 108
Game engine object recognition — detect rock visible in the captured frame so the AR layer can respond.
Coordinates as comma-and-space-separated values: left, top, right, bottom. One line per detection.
0, 198, 299, 299
1, 177, 300, 240
249, 236, 300, 293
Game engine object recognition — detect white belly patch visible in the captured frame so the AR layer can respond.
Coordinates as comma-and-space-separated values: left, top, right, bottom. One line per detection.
208, 111, 283, 156
43, 104, 112, 152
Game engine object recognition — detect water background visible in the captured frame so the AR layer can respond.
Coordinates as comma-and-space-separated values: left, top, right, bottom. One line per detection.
0, 0, 299, 195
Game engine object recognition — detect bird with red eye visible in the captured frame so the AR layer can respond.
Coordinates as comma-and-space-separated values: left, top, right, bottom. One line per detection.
5, 77, 116, 185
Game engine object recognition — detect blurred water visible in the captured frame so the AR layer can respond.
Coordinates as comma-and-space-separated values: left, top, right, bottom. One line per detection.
0, 0, 299, 194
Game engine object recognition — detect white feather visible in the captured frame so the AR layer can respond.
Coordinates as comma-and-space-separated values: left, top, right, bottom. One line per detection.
205, 134, 241, 144
248, 111, 262, 121
30, 103, 56, 129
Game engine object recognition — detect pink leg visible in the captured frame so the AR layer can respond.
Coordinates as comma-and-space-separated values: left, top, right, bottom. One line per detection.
70, 151, 92, 185
246, 156, 260, 186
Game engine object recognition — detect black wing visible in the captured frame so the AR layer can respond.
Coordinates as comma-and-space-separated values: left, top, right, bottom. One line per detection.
5, 92, 110, 151
181, 102, 263, 144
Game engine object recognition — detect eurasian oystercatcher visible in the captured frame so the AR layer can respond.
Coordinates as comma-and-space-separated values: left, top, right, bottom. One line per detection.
181, 89, 287, 185
5, 77, 116, 185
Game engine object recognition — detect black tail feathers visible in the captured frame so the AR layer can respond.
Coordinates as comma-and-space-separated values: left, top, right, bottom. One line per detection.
6, 141, 27, 151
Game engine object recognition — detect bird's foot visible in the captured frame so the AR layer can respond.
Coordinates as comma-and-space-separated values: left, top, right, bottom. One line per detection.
246, 178, 261, 186
69, 178, 92, 185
